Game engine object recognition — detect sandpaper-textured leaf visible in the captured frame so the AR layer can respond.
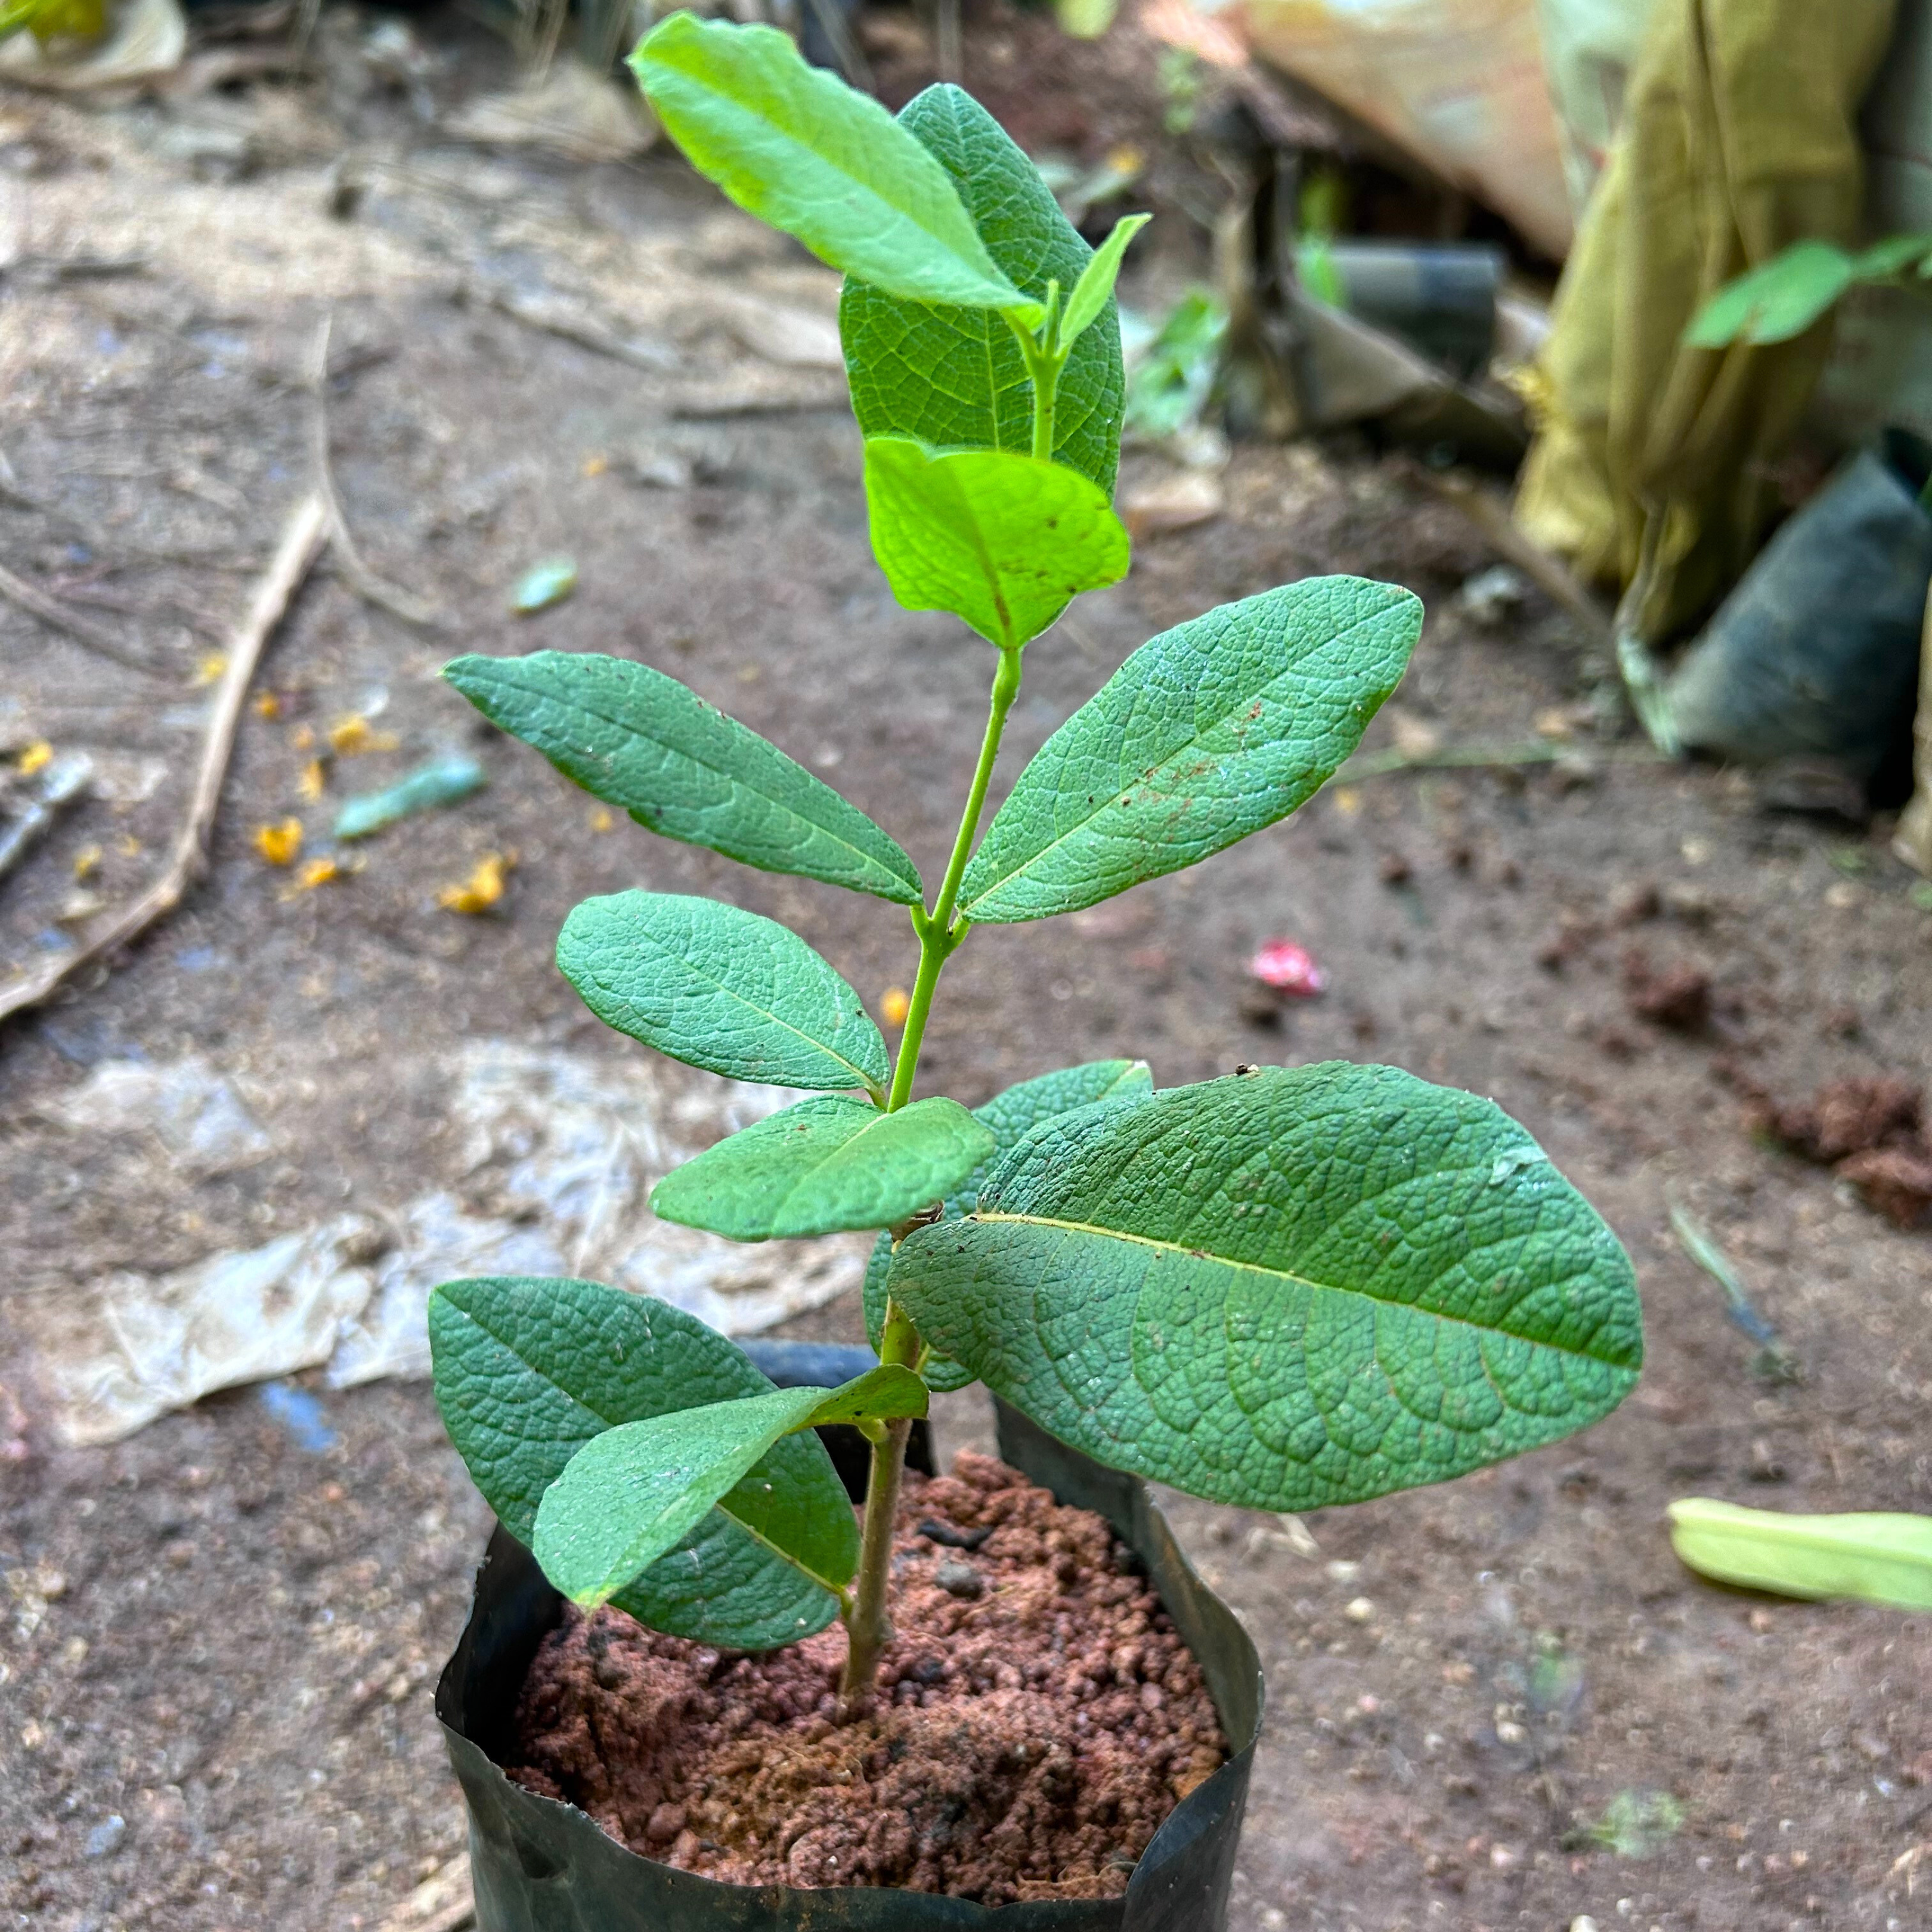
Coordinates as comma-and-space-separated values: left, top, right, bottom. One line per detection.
863, 1058, 1154, 1389
445, 652, 919, 904
888, 1063, 1642, 1511
1668, 1498, 1932, 1609
557, 891, 887, 1095
652, 1094, 994, 1240
428, 1275, 857, 1647
631, 15, 1032, 316
535, 1367, 928, 1609
958, 578, 1422, 924
840, 86, 1126, 494
863, 439, 1129, 649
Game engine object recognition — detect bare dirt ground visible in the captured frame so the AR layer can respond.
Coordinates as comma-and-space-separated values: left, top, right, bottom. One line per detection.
4, 11, 1932, 1932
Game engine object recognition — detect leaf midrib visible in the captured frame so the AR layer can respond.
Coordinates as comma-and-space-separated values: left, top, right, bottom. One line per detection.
483, 665, 917, 896
595, 915, 884, 1092
766, 1106, 931, 1228
968, 1209, 1632, 1368
962, 597, 1401, 905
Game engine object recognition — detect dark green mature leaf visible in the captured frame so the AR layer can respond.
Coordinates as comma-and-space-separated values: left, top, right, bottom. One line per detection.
1684, 241, 1853, 348
889, 1064, 1642, 1511
535, 1367, 928, 1609
444, 652, 919, 905
558, 891, 887, 1096
652, 1094, 994, 1240
631, 16, 1033, 317
863, 1058, 1153, 1388
1668, 1498, 1932, 1609
862, 439, 1129, 650
959, 578, 1421, 924
428, 1276, 857, 1647
840, 86, 1127, 495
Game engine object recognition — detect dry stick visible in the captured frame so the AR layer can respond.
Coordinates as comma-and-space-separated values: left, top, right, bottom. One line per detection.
309, 315, 442, 628
1402, 462, 1612, 646
0, 494, 327, 1028
0, 560, 165, 677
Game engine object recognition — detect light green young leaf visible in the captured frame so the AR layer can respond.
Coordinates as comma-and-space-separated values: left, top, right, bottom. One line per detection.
959, 577, 1421, 924
428, 1275, 857, 1646
863, 1058, 1154, 1386
631, 15, 1035, 320
558, 891, 887, 1096
1061, 213, 1150, 349
888, 1063, 1642, 1512
445, 652, 919, 905
535, 1363, 928, 1609
652, 1094, 994, 1240
1850, 233, 1932, 280
536, 1387, 831, 1609
1684, 241, 1854, 348
800, 1364, 930, 1428
863, 438, 1129, 650
1668, 1498, 1932, 1609
840, 86, 1126, 494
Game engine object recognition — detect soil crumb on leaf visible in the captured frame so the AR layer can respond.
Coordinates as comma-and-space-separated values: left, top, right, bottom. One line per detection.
504, 1451, 1228, 1900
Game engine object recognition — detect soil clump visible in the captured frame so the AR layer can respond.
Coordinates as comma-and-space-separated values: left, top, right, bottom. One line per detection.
504, 1450, 1228, 1901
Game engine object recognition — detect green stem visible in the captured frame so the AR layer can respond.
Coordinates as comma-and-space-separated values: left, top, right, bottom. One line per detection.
884, 645, 1021, 1113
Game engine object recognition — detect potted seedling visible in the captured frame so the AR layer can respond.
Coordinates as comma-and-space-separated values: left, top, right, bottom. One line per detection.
427, 17, 1644, 1928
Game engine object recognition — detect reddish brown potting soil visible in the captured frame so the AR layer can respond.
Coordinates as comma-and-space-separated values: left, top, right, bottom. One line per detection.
504, 1451, 1228, 1902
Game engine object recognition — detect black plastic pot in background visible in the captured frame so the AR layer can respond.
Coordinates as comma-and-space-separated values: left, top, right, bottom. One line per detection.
1665, 443, 1932, 792
436, 1346, 1264, 1932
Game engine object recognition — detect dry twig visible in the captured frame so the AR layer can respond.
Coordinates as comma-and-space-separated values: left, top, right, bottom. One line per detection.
309, 314, 442, 627
0, 561, 165, 676
1403, 462, 1611, 645
0, 494, 327, 1028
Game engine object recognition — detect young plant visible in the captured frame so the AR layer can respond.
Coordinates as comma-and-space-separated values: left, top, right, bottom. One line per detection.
428, 12, 1643, 1715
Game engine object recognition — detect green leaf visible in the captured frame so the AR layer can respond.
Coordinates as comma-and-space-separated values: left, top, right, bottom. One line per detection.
840, 86, 1126, 496
557, 891, 887, 1097
1851, 233, 1932, 280
631, 16, 1033, 318
801, 1363, 930, 1428
535, 1364, 930, 1610
428, 1275, 857, 1647
445, 652, 919, 905
536, 1387, 831, 1609
959, 577, 1422, 924
1668, 1498, 1932, 1609
1061, 213, 1150, 348
888, 1063, 1642, 1512
1684, 241, 1854, 348
862, 438, 1130, 650
652, 1094, 995, 1240
864, 1058, 1154, 1385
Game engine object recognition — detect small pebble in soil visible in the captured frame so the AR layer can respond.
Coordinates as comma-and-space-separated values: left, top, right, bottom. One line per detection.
933, 1558, 984, 1599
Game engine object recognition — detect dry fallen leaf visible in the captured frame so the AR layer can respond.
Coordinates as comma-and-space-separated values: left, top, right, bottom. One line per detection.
298, 758, 326, 803
17, 740, 52, 776
438, 852, 511, 914
252, 818, 304, 866
328, 715, 400, 756
282, 856, 346, 899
